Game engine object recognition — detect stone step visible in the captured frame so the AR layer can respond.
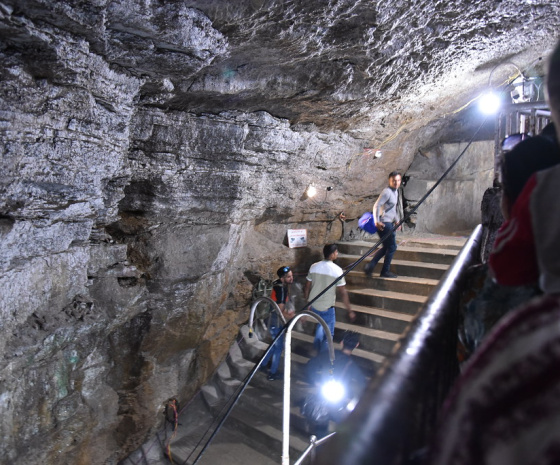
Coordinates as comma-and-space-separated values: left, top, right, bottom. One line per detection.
236, 380, 312, 432
336, 240, 460, 265
337, 255, 449, 280
182, 426, 280, 465
345, 271, 438, 296
334, 321, 400, 357
238, 324, 268, 362
172, 404, 309, 465
397, 235, 467, 250
224, 393, 311, 461
169, 370, 312, 464
395, 245, 459, 265
251, 352, 309, 387
347, 287, 426, 315
334, 301, 414, 334
290, 328, 385, 373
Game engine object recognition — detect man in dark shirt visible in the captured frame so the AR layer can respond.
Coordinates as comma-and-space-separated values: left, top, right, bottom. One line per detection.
262, 265, 295, 380
303, 331, 368, 437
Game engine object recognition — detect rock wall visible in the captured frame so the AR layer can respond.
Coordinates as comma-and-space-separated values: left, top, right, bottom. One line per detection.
0, 39, 374, 465
1, 0, 556, 463
404, 141, 494, 234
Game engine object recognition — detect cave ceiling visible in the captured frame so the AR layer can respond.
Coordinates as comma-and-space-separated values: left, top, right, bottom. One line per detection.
1, 3, 560, 462
2, 0, 559, 143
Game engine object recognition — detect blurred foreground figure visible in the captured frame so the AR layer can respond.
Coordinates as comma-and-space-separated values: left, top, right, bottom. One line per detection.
429, 294, 560, 465
301, 331, 367, 439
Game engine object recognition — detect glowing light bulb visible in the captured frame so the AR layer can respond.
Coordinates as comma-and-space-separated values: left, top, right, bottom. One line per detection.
346, 398, 358, 411
321, 379, 345, 403
306, 184, 317, 198
478, 92, 501, 115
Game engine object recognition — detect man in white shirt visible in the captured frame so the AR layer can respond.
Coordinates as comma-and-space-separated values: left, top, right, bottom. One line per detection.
305, 244, 355, 352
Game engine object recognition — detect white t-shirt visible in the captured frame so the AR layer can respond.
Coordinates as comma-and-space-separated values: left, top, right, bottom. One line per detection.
306, 260, 346, 311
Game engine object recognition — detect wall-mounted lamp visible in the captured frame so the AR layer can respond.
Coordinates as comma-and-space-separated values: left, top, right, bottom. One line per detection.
362, 148, 383, 159
478, 92, 502, 115
306, 184, 317, 198
326, 186, 334, 191
478, 61, 524, 115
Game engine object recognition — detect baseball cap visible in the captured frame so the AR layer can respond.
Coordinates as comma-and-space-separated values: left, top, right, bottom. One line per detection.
277, 266, 291, 278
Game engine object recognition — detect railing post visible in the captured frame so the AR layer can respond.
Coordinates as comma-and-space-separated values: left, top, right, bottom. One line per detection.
281, 311, 335, 465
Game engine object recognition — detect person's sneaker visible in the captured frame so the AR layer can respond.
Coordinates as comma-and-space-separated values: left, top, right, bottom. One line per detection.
267, 372, 283, 381
380, 271, 398, 278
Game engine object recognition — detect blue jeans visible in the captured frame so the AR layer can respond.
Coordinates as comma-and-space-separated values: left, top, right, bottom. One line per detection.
262, 326, 284, 374
311, 306, 335, 353
365, 221, 397, 274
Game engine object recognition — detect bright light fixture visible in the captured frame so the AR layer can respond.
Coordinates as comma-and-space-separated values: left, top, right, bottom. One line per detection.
478, 91, 502, 115
306, 184, 317, 198
321, 379, 345, 403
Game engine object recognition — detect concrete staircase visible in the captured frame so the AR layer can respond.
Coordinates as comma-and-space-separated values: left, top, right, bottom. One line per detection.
165, 233, 468, 465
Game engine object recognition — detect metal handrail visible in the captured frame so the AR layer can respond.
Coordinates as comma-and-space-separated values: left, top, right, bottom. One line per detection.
293, 432, 335, 465
192, 298, 335, 465
313, 224, 483, 465
248, 295, 287, 333
281, 311, 335, 465
191, 296, 286, 464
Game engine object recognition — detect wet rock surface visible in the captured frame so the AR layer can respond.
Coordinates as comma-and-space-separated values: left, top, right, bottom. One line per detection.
0, 1, 558, 463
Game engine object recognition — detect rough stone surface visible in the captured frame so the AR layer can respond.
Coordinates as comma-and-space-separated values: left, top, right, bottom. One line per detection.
405, 141, 494, 234
0, 1, 558, 463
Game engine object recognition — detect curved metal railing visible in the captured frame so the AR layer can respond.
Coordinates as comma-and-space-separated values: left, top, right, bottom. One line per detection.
192, 298, 335, 465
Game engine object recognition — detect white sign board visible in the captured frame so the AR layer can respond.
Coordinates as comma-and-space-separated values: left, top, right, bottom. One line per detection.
287, 229, 307, 248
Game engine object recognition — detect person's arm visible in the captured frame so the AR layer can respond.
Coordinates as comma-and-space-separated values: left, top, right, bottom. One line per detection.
373, 189, 389, 231
273, 285, 295, 320
304, 279, 312, 302
281, 300, 295, 320
337, 285, 356, 322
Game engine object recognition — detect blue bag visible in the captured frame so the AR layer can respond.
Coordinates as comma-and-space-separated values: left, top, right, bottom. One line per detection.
358, 212, 377, 234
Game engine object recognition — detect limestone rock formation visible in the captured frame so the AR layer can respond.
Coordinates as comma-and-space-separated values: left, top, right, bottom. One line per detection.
1, 1, 558, 463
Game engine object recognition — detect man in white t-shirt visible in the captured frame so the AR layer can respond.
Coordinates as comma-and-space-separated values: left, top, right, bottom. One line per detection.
304, 244, 356, 352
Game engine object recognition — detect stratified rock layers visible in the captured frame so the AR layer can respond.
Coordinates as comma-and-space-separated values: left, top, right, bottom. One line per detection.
1, 0, 558, 463
0, 8, 365, 464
